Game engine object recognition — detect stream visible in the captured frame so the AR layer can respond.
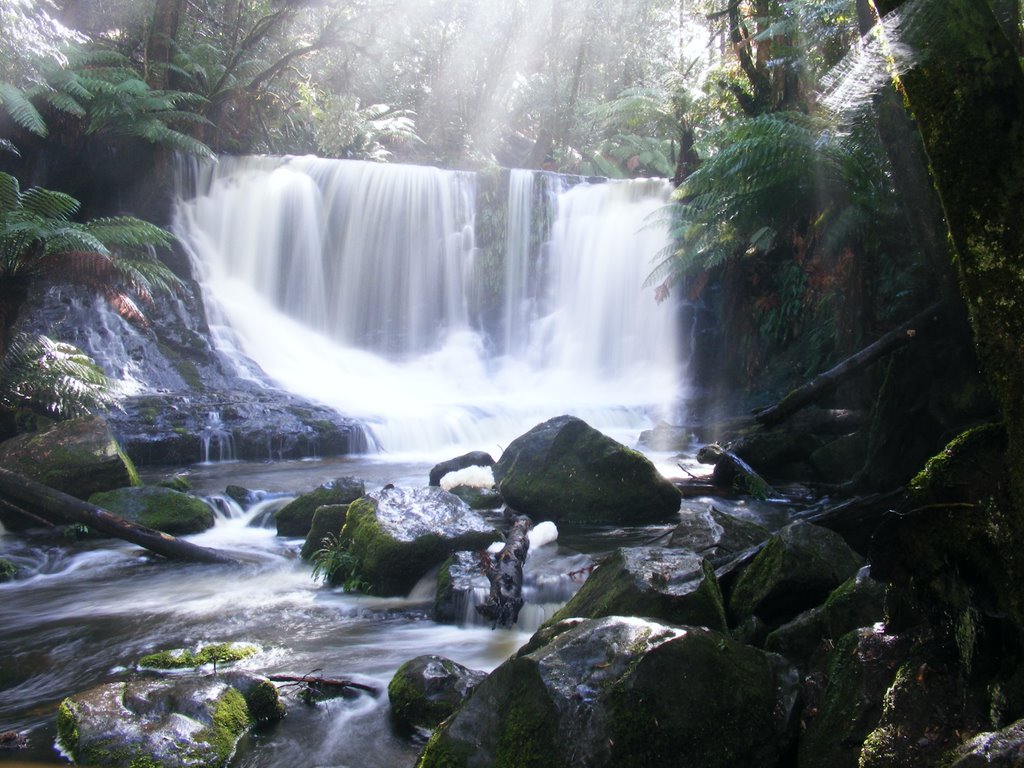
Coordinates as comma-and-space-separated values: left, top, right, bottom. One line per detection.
0, 449, 793, 768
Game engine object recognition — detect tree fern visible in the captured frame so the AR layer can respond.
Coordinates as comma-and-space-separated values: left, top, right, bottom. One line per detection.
0, 333, 116, 419
0, 82, 47, 136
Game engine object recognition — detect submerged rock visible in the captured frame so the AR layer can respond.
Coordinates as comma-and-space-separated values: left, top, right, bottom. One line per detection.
274, 476, 365, 537
335, 488, 499, 596
434, 551, 487, 624
492, 415, 681, 525
89, 486, 215, 535
0, 416, 138, 511
547, 547, 727, 632
388, 655, 487, 731
56, 671, 284, 768
728, 520, 864, 626
419, 615, 798, 768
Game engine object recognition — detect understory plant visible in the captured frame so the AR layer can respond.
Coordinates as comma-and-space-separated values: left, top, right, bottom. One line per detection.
311, 533, 368, 592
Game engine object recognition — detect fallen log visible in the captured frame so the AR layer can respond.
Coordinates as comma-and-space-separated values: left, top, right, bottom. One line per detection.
267, 672, 378, 700
754, 301, 945, 427
476, 515, 530, 629
0, 466, 237, 565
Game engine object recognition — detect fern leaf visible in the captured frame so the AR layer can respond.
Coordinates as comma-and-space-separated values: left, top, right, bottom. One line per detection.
0, 82, 47, 137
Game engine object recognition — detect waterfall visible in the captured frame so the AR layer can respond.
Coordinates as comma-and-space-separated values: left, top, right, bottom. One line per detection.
174, 157, 683, 458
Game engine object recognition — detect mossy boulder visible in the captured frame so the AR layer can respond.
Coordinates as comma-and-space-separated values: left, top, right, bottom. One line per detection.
765, 570, 886, 666
546, 547, 727, 632
89, 486, 214, 535
492, 415, 681, 524
0, 557, 16, 582
300, 503, 350, 561
0, 416, 138, 513
388, 655, 486, 731
274, 476, 365, 537
668, 503, 770, 562
419, 615, 798, 768
56, 670, 283, 768
797, 628, 905, 768
138, 642, 259, 670
336, 488, 499, 596
728, 521, 863, 626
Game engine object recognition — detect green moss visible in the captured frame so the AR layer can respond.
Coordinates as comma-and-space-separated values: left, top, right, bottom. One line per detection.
909, 424, 1005, 499
89, 486, 213, 535
243, 679, 285, 723
417, 728, 476, 768
197, 688, 252, 766
0, 558, 17, 582
138, 642, 258, 670
300, 503, 350, 561
56, 698, 79, 758
276, 484, 357, 538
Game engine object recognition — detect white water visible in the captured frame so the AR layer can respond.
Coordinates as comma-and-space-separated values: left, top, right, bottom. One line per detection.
174, 157, 683, 459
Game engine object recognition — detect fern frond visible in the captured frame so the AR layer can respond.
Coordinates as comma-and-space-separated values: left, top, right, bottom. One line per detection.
18, 187, 80, 221
0, 82, 47, 136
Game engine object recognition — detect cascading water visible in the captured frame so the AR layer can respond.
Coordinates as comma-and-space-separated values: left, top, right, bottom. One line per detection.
174, 156, 683, 458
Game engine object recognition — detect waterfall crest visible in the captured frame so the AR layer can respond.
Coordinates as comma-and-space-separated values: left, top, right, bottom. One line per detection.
174, 157, 683, 458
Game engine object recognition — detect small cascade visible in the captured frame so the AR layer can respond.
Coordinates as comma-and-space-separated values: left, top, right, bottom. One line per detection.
199, 412, 236, 464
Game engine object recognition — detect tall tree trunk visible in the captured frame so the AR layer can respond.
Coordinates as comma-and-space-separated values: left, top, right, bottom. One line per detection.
873, 0, 1024, 624
147, 0, 186, 89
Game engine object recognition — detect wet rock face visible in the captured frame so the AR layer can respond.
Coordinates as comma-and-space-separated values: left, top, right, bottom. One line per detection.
388, 655, 487, 731
547, 547, 727, 632
337, 491, 499, 596
419, 615, 799, 768
56, 671, 283, 768
492, 415, 682, 525
668, 503, 770, 562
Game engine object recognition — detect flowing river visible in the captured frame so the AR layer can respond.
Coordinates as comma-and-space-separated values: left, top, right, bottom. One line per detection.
0, 451, 745, 767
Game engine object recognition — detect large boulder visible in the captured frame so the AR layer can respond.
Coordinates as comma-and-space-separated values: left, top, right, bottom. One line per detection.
728, 521, 864, 626
56, 671, 284, 768
797, 628, 905, 768
333, 487, 499, 596
89, 486, 215, 535
388, 655, 487, 731
274, 476, 365, 537
0, 416, 138, 506
947, 719, 1024, 767
419, 615, 798, 768
492, 415, 681, 525
547, 547, 727, 632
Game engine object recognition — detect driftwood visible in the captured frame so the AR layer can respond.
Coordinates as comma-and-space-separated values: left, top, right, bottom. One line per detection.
754, 301, 945, 427
476, 516, 530, 629
0, 466, 237, 565
267, 672, 378, 701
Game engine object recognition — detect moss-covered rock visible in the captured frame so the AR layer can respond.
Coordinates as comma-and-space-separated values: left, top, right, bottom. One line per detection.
419, 616, 798, 768
138, 642, 259, 670
300, 503, 350, 561
797, 628, 904, 768
0, 557, 16, 582
728, 521, 863, 626
335, 489, 499, 596
0, 416, 138, 512
388, 655, 486, 731
545, 547, 727, 632
56, 670, 282, 768
492, 415, 681, 525
274, 476, 365, 537
89, 486, 214, 535
765, 570, 885, 666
